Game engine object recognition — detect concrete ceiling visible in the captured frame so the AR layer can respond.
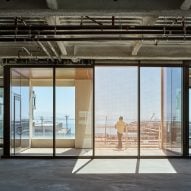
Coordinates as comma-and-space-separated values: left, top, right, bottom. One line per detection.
0, 0, 184, 10
46, 0, 184, 11
0, 0, 190, 16
0, 15, 191, 61
0, 1, 190, 66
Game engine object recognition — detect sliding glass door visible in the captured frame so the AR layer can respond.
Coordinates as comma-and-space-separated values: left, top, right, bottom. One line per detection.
95, 66, 138, 156
188, 68, 191, 155
162, 67, 182, 155
7, 65, 184, 157
31, 68, 53, 156
95, 66, 183, 157
10, 68, 53, 156
10, 69, 30, 155
9, 67, 93, 157
140, 67, 182, 156
140, 67, 161, 156
55, 68, 93, 156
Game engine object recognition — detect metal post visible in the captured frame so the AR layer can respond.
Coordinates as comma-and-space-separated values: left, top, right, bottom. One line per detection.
53, 67, 56, 157
93, 64, 95, 157
160, 67, 164, 149
104, 116, 107, 145
183, 62, 189, 157
3, 65, 10, 157
138, 62, 141, 158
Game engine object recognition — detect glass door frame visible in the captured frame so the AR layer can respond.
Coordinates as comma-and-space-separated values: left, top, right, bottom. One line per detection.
3, 61, 189, 158
3, 63, 94, 158
0, 86, 4, 149
93, 65, 139, 158
186, 63, 191, 156
13, 93, 21, 155
93, 62, 187, 159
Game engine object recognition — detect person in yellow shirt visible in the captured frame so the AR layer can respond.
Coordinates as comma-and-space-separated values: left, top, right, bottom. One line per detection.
115, 116, 127, 149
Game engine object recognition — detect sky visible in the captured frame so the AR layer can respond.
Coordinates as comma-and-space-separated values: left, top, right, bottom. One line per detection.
10, 67, 182, 124
33, 86, 75, 120
11, 86, 75, 121
95, 67, 161, 123
95, 66, 182, 126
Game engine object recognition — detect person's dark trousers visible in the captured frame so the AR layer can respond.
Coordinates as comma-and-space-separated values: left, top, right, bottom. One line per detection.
117, 132, 123, 149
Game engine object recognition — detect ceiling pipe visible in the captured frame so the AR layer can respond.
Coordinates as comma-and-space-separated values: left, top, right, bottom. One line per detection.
47, 41, 61, 62
2, 36, 191, 41
0, 30, 190, 35
1, 25, 191, 30
37, 41, 54, 61
85, 16, 103, 26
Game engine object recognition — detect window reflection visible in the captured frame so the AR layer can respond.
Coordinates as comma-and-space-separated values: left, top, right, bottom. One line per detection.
140, 67, 182, 156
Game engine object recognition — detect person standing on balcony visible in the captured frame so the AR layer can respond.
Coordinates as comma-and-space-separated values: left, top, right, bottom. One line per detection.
115, 116, 127, 150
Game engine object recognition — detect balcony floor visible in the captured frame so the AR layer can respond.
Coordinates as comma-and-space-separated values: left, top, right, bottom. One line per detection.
13, 148, 181, 156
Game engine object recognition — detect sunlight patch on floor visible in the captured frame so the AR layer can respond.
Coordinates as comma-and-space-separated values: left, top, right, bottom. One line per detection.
73, 159, 177, 174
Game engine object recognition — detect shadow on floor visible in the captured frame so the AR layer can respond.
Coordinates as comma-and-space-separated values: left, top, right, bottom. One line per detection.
0, 159, 191, 190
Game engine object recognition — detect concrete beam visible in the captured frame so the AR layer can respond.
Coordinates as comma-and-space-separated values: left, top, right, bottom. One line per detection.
181, 0, 191, 10
46, 0, 58, 10
132, 41, 142, 56
2, 41, 191, 59
37, 41, 54, 61
47, 16, 67, 56
57, 41, 67, 55
1, 10, 191, 17
131, 16, 158, 56
47, 41, 61, 61
0, 0, 47, 9
48, 0, 182, 10
142, 16, 158, 25
0, 0, 184, 11
1, 56, 191, 60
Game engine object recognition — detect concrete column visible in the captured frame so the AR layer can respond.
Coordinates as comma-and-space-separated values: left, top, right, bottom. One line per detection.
75, 80, 92, 149
29, 80, 33, 148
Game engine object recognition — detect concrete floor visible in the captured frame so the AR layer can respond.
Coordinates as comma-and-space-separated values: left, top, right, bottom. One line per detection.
0, 158, 191, 190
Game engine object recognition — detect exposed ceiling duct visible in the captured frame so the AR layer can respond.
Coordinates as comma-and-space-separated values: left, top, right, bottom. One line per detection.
1, 16, 191, 60
1, 24, 191, 41
46, 16, 67, 56
47, 41, 61, 61
37, 41, 54, 61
